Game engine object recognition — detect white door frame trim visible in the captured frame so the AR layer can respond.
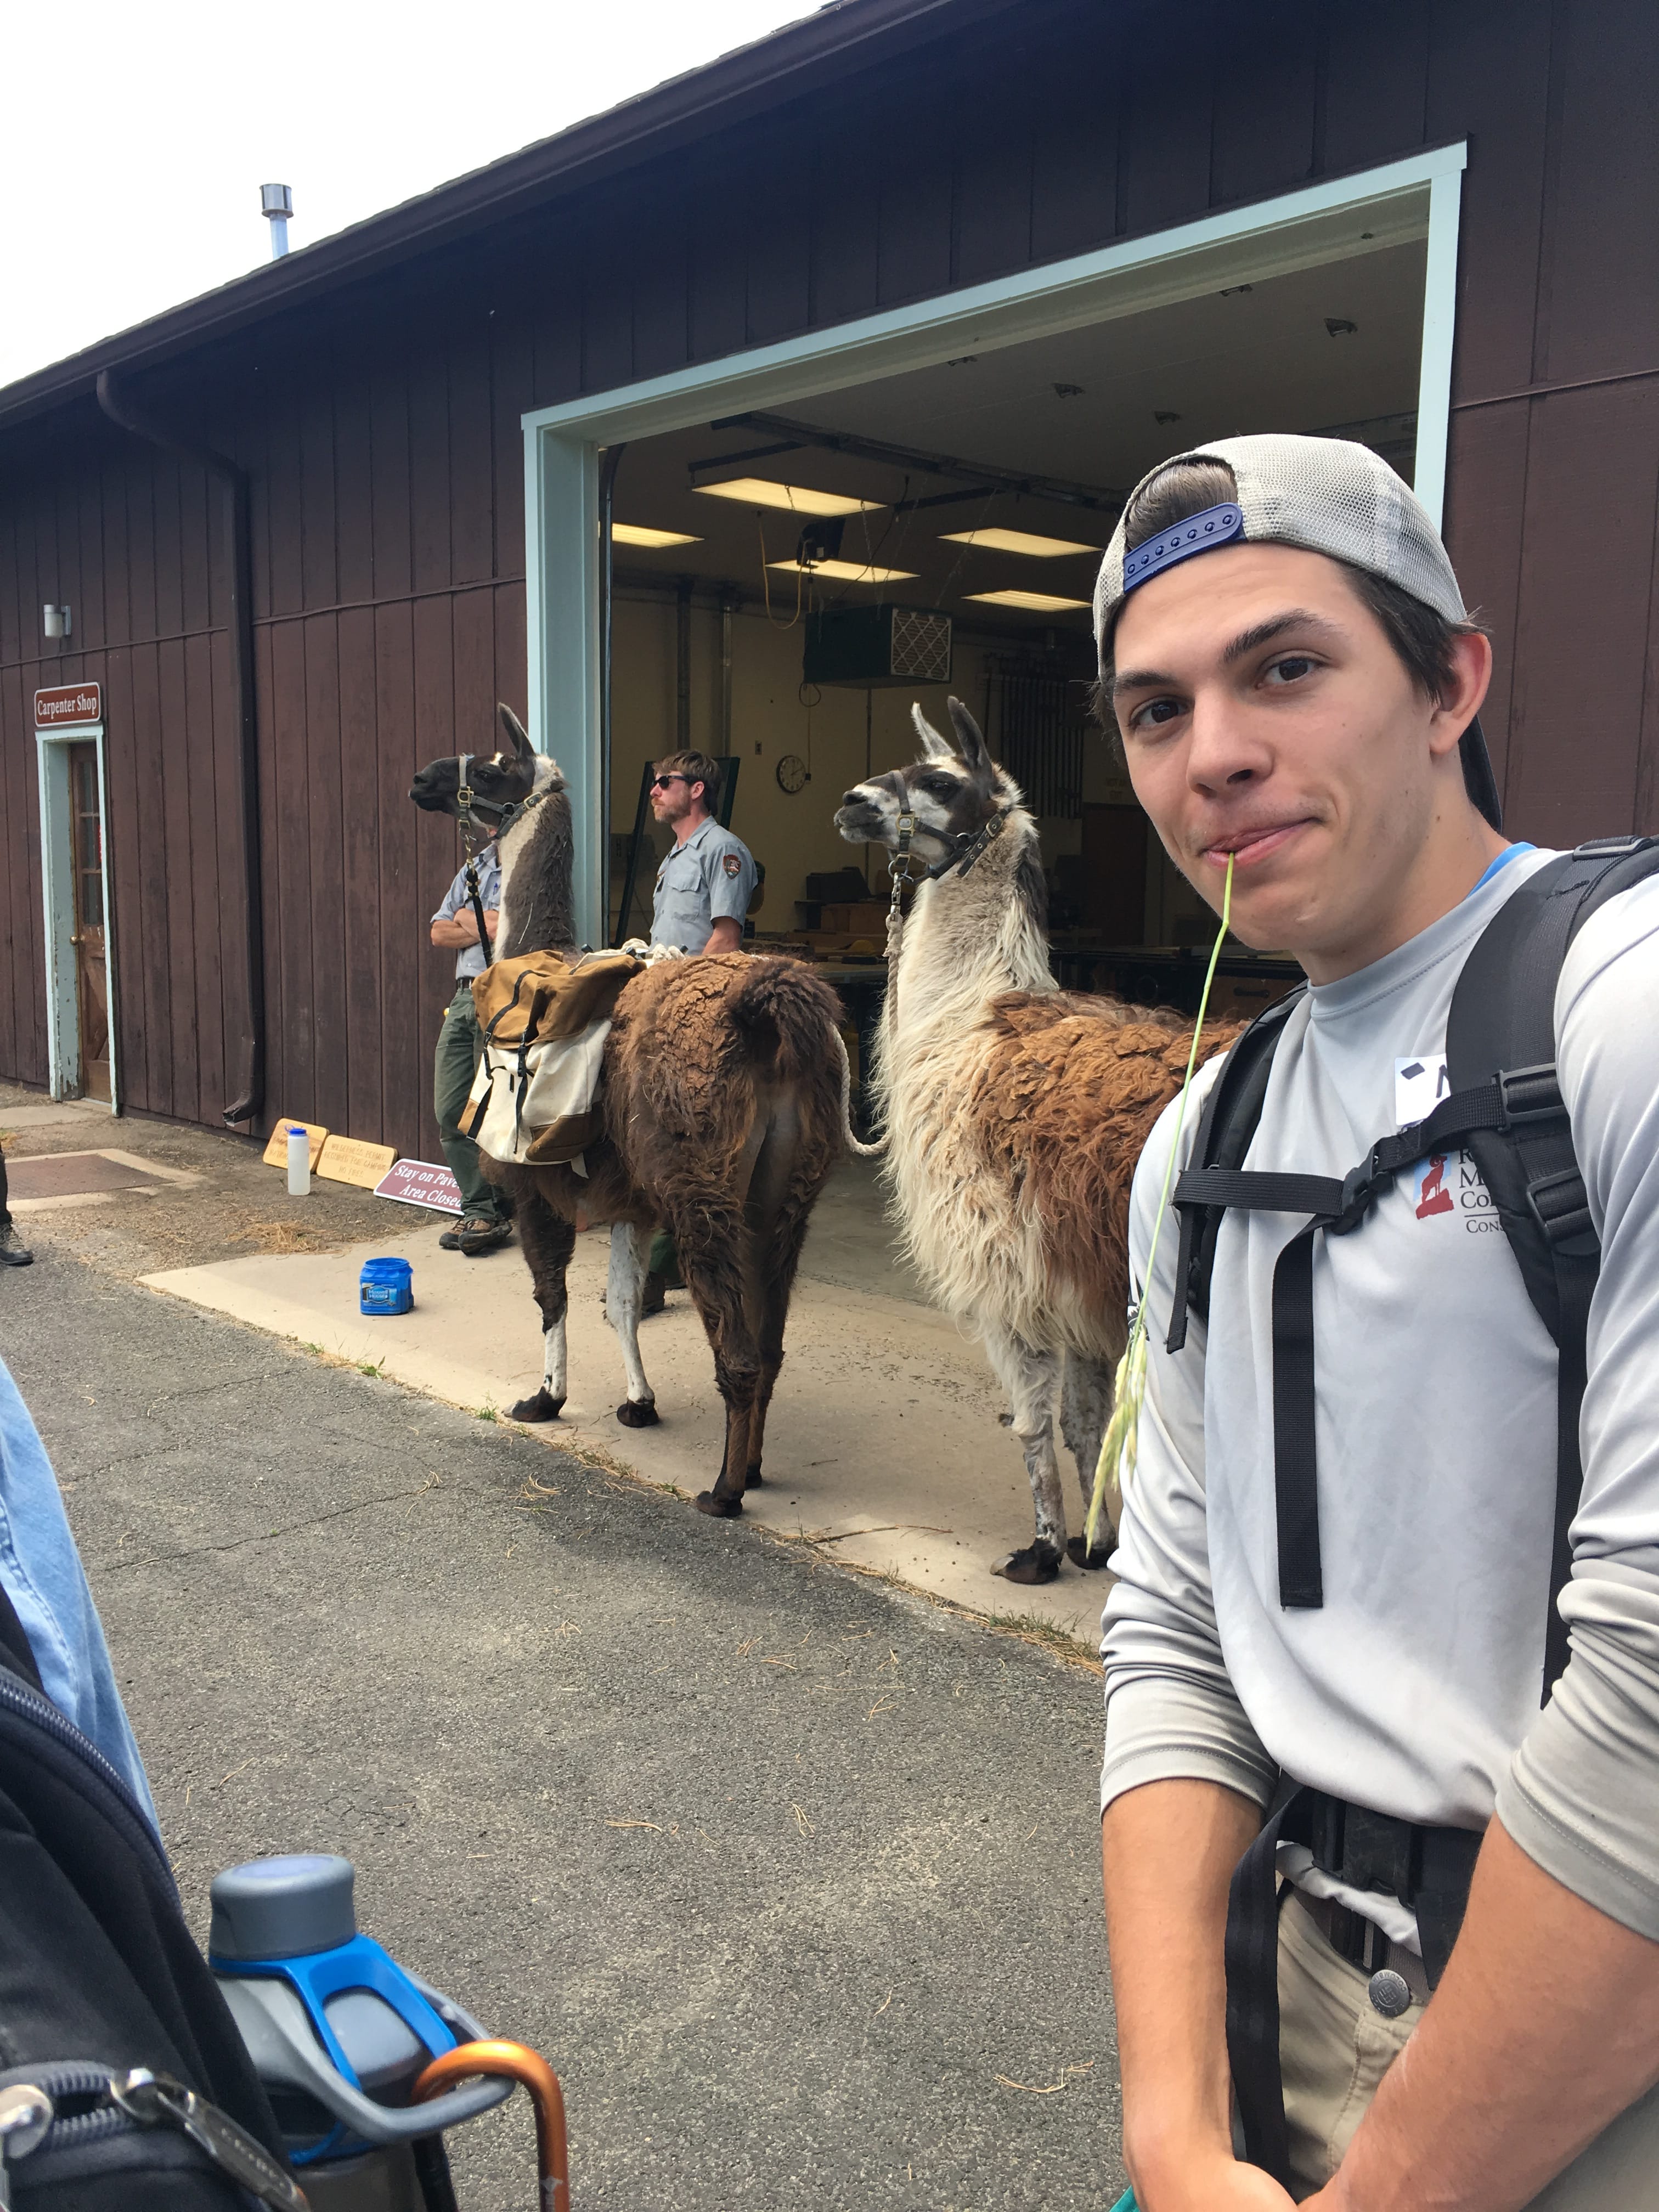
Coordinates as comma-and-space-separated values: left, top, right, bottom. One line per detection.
523, 140, 1468, 943
35, 721, 119, 1112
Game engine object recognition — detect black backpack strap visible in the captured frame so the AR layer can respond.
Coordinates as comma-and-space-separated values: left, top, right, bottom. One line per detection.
1165, 988, 1306, 1355
1447, 835, 1659, 1696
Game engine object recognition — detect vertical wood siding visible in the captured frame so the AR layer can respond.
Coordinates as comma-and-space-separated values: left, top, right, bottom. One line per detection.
3, 0, 1656, 1138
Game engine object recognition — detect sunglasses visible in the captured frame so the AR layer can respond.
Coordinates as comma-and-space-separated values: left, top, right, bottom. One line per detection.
650, 773, 693, 790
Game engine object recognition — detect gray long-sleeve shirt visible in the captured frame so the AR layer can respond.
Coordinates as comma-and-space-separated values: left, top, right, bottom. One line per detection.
1101, 851, 1659, 1946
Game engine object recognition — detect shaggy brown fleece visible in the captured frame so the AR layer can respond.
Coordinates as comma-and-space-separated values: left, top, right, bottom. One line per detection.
972, 994, 1245, 1321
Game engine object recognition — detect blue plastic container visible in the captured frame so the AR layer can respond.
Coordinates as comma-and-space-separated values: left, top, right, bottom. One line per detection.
359, 1257, 413, 1316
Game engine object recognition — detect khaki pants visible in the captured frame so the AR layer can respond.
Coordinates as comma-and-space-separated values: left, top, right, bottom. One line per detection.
1279, 1891, 1659, 2204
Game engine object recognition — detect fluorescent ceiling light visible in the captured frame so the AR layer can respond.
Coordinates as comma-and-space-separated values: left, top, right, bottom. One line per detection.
697, 477, 881, 517
768, 559, 916, 585
940, 528, 1101, 558
966, 589, 1092, 613
612, 523, 702, 549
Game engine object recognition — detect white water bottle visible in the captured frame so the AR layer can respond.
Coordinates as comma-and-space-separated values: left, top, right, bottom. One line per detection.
286, 1125, 311, 1197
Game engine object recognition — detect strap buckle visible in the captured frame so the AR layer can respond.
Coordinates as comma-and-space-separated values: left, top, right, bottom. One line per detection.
1497, 1062, 1565, 1130
1333, 1150, 1388, 1233
1572, 834, 1646, 857
1526, 1165, 1596, 1250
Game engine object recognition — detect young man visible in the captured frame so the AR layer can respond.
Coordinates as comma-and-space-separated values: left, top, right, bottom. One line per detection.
430, 840, 512, 1257
648, 751, 755, 954
1096, 435, 1659, 2209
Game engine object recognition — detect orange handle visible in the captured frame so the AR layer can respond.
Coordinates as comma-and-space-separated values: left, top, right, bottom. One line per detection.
411, 2038, 569, 2211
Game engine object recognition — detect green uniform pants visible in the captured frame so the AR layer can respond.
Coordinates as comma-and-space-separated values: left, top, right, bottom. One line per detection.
434, 986, 504, 1224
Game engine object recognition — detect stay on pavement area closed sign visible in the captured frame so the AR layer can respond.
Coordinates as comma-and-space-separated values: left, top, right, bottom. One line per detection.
374, 1159, 463, 1214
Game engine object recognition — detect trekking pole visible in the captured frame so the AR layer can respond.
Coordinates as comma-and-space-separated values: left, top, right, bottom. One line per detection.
412, 2040, 569, 2212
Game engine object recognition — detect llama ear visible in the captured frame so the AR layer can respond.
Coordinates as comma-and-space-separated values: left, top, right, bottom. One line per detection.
498, 703, 534, 759
911, 702, 952, 760
947, 696, 990, 773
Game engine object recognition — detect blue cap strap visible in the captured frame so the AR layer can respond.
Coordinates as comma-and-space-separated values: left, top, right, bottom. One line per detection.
1122, 501, 1245, 593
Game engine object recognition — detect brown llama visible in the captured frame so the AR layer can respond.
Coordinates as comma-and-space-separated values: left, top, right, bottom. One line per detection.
411, 707, 850, 1517
836, 698, 1240, 1584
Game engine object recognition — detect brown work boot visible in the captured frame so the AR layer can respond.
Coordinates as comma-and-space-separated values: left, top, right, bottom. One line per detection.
456, 1217, 513, 1257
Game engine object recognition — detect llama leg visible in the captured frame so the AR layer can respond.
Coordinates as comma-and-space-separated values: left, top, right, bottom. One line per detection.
506, 1192, 575, 1423
608, 1221, 659, 1427
672, 1202, 761, 1519
738, 1099, 817, 1491
984, 1327, 1065, 1584
1061, 1350, 1118, 1567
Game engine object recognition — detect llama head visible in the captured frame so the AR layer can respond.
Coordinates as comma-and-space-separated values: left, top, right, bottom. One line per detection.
409, 702, 566, 822
834, 696, 1022, 860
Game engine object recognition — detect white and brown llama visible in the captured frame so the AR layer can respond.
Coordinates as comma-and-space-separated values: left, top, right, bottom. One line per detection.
412, 707, 850, 1517
836, 697, 1238, 1584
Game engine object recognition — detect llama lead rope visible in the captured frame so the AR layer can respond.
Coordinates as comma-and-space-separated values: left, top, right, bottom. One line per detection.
1084, 855, 1236, 1554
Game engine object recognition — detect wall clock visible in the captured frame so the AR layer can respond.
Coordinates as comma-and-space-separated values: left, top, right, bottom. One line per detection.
776, 753, 809, 794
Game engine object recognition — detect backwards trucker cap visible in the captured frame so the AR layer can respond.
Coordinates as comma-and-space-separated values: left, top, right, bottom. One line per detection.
1093, 432, 1502, 827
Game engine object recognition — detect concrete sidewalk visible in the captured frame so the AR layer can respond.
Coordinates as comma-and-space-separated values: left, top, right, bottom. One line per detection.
140, 1162, 1114, 1645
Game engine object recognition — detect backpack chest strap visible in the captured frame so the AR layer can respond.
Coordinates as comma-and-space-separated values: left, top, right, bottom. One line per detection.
1170, 1068, 1570, 1610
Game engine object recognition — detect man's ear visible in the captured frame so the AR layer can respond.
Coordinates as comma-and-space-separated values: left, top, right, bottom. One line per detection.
1429, 630, 1493, 759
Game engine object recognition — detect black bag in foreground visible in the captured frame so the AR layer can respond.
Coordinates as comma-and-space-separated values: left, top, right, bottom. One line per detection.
0, 1589, 300, 2208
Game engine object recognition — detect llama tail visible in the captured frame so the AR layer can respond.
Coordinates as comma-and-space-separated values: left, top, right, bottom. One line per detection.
727, 960, 885, 1159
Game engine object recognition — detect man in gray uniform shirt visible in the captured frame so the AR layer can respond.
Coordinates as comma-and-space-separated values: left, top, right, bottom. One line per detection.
648, 749, 755, 953
429, 842, 511, 1256
1095, 436, 1659, 2208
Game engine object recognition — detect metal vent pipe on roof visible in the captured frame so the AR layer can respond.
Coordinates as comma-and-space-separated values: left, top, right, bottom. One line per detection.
261, 183, 293, 259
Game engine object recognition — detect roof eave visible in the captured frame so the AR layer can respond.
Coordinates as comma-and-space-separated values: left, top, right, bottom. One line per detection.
0, 0, 1015, 435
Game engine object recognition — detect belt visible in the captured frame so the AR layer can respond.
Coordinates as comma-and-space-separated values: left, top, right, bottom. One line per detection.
1291, 1888, 1430, 2010
1226, 1784, 1483, 2185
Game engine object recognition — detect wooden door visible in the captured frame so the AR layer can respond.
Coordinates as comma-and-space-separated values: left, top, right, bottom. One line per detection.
67, 743, 110, 1102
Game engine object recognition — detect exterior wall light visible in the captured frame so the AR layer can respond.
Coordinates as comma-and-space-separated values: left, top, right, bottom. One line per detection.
42, 604, 71, 639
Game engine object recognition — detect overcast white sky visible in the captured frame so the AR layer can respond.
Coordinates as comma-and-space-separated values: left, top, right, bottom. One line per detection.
1, 0, 815, 392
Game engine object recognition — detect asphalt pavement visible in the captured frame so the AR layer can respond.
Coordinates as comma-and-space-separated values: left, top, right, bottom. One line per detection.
3, 1251, 1125, 2212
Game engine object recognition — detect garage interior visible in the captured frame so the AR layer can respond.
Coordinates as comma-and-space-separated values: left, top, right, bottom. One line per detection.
601, 236, 1425, 1037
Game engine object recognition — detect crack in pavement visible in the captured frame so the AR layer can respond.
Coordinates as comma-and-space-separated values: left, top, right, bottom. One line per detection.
93, 1478, 468, 1570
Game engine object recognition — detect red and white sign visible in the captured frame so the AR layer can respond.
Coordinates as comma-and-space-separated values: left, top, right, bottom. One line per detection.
373, 1158, 464, 1214
34, 682, 102, 727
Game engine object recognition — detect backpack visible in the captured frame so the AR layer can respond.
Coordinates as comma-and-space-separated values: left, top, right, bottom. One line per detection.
1167, 836, 1659, 1695
465, 949, 642, 1167
1169, 837, 1659, 2187
0, 1588, 298, 2210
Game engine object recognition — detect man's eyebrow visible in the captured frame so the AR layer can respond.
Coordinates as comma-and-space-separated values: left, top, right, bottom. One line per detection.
1109, 665, 1177, 701
1221, 609, 1344, 664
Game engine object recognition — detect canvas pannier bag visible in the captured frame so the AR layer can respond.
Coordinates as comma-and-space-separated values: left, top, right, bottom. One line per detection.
464, 949, 642, 1166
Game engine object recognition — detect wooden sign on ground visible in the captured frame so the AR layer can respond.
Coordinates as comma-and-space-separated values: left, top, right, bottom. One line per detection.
262, 1120, 328, 1169
317, 1135, 398, 1189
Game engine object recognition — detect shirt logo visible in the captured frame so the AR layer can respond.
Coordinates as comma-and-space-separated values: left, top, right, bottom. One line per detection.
723, 853, 742, 878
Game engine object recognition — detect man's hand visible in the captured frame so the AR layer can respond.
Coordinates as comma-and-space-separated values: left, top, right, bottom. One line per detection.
1136, 2149, 1297, 2212
430, 907, 499, 950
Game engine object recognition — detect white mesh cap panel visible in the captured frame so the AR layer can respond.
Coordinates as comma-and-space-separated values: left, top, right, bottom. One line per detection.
1092, 433, 1465, 652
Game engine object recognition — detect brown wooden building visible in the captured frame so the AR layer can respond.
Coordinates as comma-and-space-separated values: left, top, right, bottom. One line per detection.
2, 0, 1656, 1157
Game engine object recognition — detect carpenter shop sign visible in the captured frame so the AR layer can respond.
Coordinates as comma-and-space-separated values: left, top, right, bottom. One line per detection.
34, 682, 102, 726
374, 1158, 464, 1214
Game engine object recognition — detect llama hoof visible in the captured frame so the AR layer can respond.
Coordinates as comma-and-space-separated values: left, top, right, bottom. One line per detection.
745, 1465, 765, 1489
508, 1389, 565, 1423
616, 1400, 660, 1428
994, 1541, 1063, 1586
695, 1488, 744, 1519
1065, 1535, 1111, 1570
